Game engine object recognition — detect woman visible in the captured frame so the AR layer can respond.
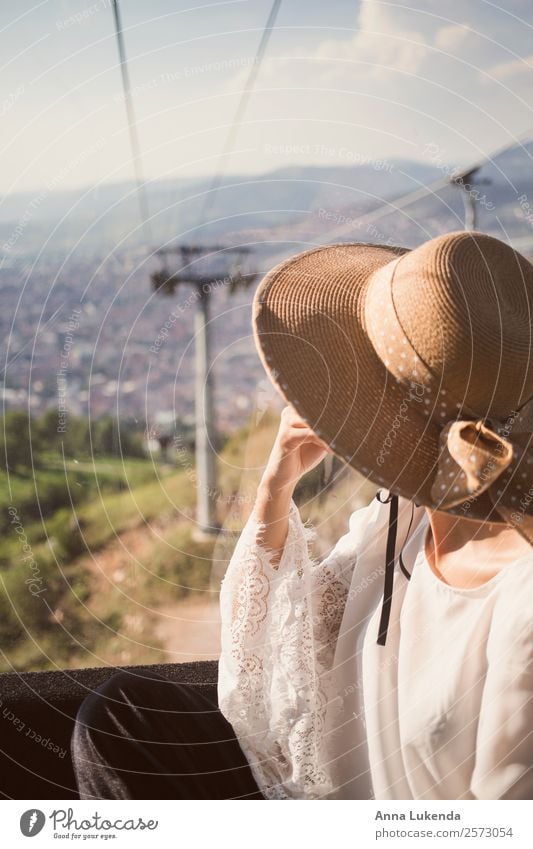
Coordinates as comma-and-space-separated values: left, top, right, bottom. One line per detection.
72, 230, 533, 800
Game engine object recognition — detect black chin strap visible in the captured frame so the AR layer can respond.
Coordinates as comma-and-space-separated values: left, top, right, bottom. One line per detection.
375, 492, 414, 646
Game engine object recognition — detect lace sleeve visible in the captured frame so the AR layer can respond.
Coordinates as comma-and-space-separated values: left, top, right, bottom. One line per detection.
217, 496, 379, 799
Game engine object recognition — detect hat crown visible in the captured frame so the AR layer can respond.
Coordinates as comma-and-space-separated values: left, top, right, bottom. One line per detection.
390, 231, 533, 418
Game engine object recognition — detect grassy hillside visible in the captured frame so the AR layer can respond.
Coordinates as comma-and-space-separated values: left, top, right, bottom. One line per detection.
1, 411, 376, 673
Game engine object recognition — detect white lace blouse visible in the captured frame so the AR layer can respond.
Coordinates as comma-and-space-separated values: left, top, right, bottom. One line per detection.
218, 493, 533, 800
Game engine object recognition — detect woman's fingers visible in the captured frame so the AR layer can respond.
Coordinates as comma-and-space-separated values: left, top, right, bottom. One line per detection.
283, 425, 331, 452
281, 404, 308, 428
279, 406, 333, 453
281, 425, 315, 446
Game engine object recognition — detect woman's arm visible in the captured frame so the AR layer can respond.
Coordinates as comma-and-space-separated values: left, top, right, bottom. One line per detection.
217, 406, 386, 799
251, 404, 331, 564
217, 405, 335, 798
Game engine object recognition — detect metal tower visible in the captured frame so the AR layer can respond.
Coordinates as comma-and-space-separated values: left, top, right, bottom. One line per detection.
151, 245, 256, 534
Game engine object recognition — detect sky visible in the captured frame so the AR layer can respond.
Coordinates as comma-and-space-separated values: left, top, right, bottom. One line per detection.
1, 0, 533, 195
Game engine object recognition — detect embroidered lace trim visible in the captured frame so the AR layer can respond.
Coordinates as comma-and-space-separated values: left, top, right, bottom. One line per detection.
218, 500, 352, 799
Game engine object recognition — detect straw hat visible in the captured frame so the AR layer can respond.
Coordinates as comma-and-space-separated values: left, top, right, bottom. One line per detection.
252, 230, 533, 540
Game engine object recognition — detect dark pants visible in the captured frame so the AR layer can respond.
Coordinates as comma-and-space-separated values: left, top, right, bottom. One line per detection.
71, 670, 265, 800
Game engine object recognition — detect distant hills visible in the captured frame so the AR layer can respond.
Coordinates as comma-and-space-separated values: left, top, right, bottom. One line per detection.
1, 141, 532, 260
0, 158, 443, 257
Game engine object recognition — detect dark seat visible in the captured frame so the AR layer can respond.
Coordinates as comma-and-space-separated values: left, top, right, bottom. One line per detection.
0, 660, 219, 799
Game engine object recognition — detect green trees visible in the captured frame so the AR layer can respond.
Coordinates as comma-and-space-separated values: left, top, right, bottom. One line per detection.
91, 416, 144, 458
0, 410, 43, 471
0, 410, 145, 469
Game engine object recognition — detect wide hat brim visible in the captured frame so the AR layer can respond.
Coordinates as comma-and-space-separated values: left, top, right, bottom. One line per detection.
252, 241, 499, 521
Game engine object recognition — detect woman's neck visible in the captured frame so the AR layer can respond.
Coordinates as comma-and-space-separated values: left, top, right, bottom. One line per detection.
424, 508, 532, 589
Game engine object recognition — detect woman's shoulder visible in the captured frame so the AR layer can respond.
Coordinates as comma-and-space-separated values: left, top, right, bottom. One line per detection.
489, 555, 533, 657
336, 491, 426, 561
498, 548, 533, 599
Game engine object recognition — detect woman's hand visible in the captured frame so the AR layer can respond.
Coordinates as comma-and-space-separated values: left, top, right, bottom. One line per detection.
253, 405, 332, 564
260, 404, 332, 494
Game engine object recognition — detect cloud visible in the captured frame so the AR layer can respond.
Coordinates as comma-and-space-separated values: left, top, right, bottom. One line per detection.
312, 0, 533, 81
487, 54, 533, 82
434, 23, 473, 52
315, 0, 428, 78
217, 0, 533, 170
315, 29, 427, 78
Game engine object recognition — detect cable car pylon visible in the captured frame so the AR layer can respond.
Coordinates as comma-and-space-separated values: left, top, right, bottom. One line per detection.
151, 245, 257, 536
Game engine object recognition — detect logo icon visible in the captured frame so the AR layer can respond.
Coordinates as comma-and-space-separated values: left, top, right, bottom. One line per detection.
20, 810, 45, 837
